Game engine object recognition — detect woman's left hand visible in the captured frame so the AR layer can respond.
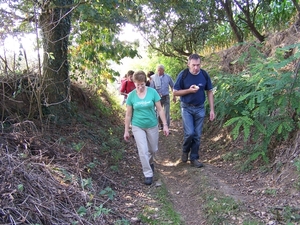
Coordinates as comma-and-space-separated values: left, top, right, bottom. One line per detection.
163, 125, 169, 136
124, 131, 130, 141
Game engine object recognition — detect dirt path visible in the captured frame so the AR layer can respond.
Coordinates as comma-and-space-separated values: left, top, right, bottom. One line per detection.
154, 122, 300, 225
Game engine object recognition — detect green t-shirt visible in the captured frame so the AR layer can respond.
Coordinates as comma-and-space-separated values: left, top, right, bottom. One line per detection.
126, 87, 161, 128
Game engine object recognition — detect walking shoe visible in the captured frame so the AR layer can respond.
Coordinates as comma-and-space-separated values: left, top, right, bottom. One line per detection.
144, 177, 153, 185
150, 163, 154, 172
181, 152, 188, 163
190, 160, 203, 168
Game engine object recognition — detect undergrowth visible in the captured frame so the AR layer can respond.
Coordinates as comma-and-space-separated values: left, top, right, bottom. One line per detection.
215, 43, 300, 165
170, 43, 300, 169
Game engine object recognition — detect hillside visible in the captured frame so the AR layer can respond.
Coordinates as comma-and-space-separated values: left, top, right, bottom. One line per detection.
1, 23, 300, 224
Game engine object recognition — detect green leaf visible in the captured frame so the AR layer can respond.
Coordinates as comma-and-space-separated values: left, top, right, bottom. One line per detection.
99, 186, 116, 200
94, 204, 111, 218
266, 120, 281, 137
253, 120, 266, 135
277, 124, 282, 134
256, 91, 264, 103
232, 120, 242, 140
77, 206, 87, 216
224, 117, 241, 127
235, 93, 251, 105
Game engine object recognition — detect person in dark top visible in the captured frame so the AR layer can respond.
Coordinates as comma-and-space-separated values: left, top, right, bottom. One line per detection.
173, 54, 215, 168
146, 71, 154, 87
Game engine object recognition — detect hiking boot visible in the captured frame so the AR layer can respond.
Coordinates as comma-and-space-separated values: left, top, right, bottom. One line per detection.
150, 163, 154, 173
190, 160, 203, 168
144, 177, 153, 185
181, 152, 188, 163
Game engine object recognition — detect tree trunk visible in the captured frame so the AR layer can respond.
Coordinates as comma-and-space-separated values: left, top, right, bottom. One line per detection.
246, 19, 265, 42
39, 0, 73, 122
233, 0, 265, 42
219, 0, 244, 43
291, 0, 300, 13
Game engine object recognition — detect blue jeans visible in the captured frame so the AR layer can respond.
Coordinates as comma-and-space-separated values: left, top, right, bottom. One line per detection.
181, 102, 205, 161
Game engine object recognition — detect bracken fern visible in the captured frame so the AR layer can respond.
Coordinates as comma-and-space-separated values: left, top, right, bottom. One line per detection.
218, 43, 300, 164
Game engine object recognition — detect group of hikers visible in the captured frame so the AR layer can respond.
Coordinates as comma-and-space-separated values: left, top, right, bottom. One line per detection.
121, 53, 215, 185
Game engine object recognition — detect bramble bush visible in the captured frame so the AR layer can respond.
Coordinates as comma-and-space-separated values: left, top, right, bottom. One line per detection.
215, 43, 300, 163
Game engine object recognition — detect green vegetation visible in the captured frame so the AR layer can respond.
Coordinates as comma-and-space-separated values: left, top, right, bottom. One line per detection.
294, 157, 300, 189
217, 44, 300, 165
136, 0, 298, 58
1, 1, 298, 119
203, 194, 239, 224
1, 0, 299, 224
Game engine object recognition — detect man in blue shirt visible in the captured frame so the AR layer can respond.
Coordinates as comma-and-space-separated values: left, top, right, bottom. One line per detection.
173, 54, 215, 168
151, 65, 176, 129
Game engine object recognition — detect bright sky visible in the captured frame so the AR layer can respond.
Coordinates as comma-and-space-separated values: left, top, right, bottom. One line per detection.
2, 34, 36, 53
111, 24, 150, 78
1, 23, 148, 78
0, 33, 40, 70
118, 24, 143, 42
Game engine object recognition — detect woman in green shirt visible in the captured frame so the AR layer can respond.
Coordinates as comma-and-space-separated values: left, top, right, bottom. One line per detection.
124, 71, 169, 185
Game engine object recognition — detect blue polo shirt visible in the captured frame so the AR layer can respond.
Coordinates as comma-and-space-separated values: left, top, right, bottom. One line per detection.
174, 69, 213, 105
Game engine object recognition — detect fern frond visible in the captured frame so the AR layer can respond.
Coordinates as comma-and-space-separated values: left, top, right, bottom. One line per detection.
266, 120, 281, 137
247, 98, 255, 110
253, 120, 266, 135
241, 116, 253, 141
232, 120, 242, 140
258, 101, 269, 116
282, 120, 294, 132
250, 151, 262, 161
235, 93, 251, 105
256, 91, 264, 103
224, 117, 241, 127
261, 151, 269, 163
276, 95, 285, 107
243, 125, 250, 141
241, 116, 254, 125
275, 58, 295, 69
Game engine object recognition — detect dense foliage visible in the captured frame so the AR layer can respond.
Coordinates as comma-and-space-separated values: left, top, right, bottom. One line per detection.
0, 1, 300, 224
219, 44, 300, 162
135, 0, 298, 58
0, 0, 299, 162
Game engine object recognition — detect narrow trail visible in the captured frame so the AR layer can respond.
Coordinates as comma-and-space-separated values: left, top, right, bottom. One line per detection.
154, 153, 208, 224
154, 123, 218, 224
154, 122, 300, 224
154, 126, 248, 224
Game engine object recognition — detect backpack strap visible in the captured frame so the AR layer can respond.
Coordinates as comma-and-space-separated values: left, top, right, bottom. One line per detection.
201, 69, 209, 81
180, 68, 208, 88
180, 68, 189, 88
